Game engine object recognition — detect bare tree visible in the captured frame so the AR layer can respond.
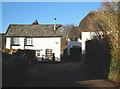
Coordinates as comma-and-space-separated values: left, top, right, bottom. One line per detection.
61, 24, 81, 56
61, 25, 73, 56
93, 1, 119, 83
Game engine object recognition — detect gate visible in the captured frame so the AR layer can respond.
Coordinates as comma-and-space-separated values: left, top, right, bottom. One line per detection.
70, 47, 81, 61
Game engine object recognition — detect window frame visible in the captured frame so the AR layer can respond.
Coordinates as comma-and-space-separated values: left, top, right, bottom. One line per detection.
25, 37, 33, 46
46, 49, 53, 58
36, 50, 41, 57
11, 37, 20, 46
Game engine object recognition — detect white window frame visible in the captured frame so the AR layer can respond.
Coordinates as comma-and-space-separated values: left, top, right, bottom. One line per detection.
25, 38, 33, 45
11, 37, 20, 45
36, 50, 41, 57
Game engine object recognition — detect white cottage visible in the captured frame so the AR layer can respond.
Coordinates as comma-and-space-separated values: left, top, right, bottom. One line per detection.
5, 19, 62, 62
66, 11, 101, 55
81, 31, 95, 54
79, 11, 102, 54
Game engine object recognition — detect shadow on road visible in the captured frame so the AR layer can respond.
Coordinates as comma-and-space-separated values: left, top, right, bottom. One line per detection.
2, 54, 116, 87
20, 56, 116, 87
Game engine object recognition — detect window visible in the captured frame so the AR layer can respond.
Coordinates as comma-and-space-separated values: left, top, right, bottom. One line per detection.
36, 50, 40, 57
46, 49, 52, 58
25, 38, 33, 45
12, 37, 20, 45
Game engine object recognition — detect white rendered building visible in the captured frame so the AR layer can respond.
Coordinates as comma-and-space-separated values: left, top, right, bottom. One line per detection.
5, 19, 62, 62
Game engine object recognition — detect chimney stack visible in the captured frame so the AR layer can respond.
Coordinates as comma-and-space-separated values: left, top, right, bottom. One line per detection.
54, 18, 56, 30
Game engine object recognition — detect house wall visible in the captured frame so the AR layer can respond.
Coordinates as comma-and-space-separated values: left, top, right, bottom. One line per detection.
6, 37, 25, 49
6, 37, 11, 49
67, 40, 82, 55
81, 32, 95, 54
26, 37, 61, 61
6, 37, 61, 61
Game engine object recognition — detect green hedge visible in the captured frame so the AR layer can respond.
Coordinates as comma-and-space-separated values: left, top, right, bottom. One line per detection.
109, 51, 120, 85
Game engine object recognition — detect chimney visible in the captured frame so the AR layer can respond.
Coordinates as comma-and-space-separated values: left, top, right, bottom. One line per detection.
54, 18, 56, 30
32, 20, 39, 25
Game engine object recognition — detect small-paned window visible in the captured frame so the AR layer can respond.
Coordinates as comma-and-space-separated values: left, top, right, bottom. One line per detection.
46, 49, 52, 58
36, 50, 40, 57
25, 38, 33, 45
12, 37, 20, 45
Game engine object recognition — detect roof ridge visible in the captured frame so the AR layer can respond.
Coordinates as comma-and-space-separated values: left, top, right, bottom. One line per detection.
6, 23, 63, 37
10, 24, 62, 26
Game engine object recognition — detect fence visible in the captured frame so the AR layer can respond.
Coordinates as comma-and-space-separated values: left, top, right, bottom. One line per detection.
70, 47, 82, 61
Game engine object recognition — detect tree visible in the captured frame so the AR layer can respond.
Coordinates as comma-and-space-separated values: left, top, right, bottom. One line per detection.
93, 1, 120, 84
61, 25, 72, 56
61, 24, 81, 56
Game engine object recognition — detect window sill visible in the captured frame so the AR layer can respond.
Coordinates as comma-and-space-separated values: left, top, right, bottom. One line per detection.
25, 45, 33, 46
11, 44, 20, 46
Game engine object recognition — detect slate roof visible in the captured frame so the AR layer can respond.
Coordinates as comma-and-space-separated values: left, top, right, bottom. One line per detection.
6, 24, 63, 37
79, 11, 103, 32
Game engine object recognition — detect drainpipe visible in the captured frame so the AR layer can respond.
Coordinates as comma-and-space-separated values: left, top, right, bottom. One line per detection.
24, 37, 25, 50
10, 37, 12, 54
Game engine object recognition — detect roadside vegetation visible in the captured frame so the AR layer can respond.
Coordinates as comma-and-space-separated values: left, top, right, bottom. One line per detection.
94, 1, 120, 85
2, 49, 34, 87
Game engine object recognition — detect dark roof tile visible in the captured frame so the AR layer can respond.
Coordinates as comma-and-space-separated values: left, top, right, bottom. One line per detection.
6, 24, 62, 37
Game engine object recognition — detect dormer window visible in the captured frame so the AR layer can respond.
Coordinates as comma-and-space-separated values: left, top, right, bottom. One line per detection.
25, 38, 33, 46
11, 37, 20, 46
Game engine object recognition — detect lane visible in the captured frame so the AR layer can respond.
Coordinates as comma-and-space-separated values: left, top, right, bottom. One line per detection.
22, 61, 116, 87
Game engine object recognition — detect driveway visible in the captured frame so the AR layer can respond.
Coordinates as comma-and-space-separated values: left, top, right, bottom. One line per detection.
22, 58, 117, 87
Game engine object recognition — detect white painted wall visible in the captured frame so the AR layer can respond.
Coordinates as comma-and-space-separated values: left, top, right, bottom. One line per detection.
6, 37, 61, 61
81, 32, 95, 54
67, 39, 82, 55
6, 37, 11, 49
26, 37, 61, 62
6, 37, 25, 49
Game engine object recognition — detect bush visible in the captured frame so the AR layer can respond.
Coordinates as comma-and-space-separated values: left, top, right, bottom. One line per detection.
109, 51, 120, 84
2, 48, 18, 54
84, 37, 111, 78
2, 52, 30, 87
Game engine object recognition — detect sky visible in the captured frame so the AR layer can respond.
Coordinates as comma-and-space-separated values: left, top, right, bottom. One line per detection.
1, 2, 101, 33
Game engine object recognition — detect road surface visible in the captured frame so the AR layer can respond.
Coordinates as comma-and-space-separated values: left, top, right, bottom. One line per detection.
22, 59, 117, 87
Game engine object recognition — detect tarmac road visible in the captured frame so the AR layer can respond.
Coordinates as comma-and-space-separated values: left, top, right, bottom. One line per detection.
22, 59, 117, 88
